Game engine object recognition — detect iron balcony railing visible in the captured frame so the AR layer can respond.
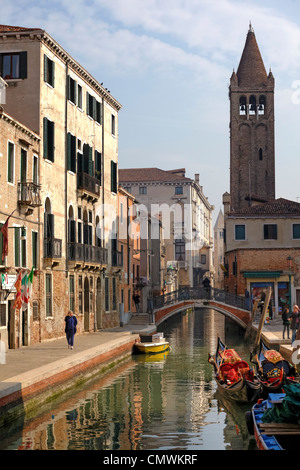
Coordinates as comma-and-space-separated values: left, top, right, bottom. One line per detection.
18, 181, 42, 207
153, 286, 251, 311
44, 238, 62, 259
68, 242, 108, 265
77, 172, 100, 197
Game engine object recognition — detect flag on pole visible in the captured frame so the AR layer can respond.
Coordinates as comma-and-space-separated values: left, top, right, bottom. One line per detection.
0, 209, 16, 261
21, 270, 28, 310
27, 267, 34, 300
13, 271, 22, 310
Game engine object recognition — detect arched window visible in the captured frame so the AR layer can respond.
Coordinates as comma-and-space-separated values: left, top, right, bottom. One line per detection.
258, 95, 266, 115
239, 96, 246, 115
249, 95, 256, 115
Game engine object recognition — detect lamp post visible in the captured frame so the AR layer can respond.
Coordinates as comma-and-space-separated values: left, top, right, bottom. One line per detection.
287, 255, 293, 313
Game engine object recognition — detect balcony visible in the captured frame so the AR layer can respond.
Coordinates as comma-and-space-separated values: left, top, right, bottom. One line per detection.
68, 243, 108, 268
77, 172, 100, 202
44, 238, 62, 267
18, 181, 42, 214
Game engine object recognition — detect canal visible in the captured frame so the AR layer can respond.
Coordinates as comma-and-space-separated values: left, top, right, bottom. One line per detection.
0, 308, 257, 451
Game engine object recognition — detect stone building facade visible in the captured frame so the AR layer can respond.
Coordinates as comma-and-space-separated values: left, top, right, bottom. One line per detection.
223, 198, 300, 316
0, 109, 41, 348
119, 168, 214, 290
0, 24, 122, 346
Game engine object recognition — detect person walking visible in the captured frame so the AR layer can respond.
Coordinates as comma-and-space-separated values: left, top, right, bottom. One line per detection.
290, 305, 300, 345
282, 307, 290, 340
133, 292, 140, 313
64, 310, 77, 349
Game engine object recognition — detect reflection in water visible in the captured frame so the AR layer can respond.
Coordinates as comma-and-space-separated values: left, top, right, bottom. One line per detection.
0, 308, 256, 450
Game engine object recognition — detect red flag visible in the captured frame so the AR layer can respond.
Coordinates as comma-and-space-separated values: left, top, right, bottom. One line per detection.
0, 210, 15, 261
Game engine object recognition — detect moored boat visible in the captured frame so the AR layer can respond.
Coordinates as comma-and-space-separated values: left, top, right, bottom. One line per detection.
245, 383, 300, 450
134, 332, 170, 354
208, 337, 261, 403
250, 340, 299, 396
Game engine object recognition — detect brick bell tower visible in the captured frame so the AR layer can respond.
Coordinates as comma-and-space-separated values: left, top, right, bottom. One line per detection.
229, 24, 275, 211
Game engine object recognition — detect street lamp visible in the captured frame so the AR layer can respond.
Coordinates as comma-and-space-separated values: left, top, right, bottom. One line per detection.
287, 255, 293, 313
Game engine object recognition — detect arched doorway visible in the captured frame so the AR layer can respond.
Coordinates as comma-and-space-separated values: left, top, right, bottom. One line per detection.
84, 276, 89, 331
96, 277, 102, 329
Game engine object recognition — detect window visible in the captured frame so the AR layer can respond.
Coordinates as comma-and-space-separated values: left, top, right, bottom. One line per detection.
175, 186, 183, 195
200, 254, 206, 264
175, 239, 185, 261
67, 132, 76, 172
32, 231, 38, 269
68, 76, 76, 104
111, 160, 117, 193
69, 275, 75, 312
45, 273, 52, 317
14, 227, 26, 267
235, 224, 246, 240
96, 101, 101, 124
105, 277, 109, 311
77, 84, 82, 109
259, 148, 263, 160
239, 96, 246, 115
33, 301, 39, 322
0, 304, 6, 327
264, 224, 277, 240
111, 114, 115, 135
112, 277, 116, 310
1, 52, 27, 80
258, 95, 265, 115
44, 54, 55, 87
33, 155, 38, 185
139, 186, 147, 195
95, 150, 101, 183
293, 224, 300, 239
249, 95, 256, 115
7, 141, 14, 183
43, 117, 55, 162
78, 276, 83, 314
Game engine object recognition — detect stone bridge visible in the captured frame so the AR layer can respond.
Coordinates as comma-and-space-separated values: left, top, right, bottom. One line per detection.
152, 287, 251, 329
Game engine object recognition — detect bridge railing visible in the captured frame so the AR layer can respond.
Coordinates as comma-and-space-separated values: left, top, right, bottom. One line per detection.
153, 286, 251, 311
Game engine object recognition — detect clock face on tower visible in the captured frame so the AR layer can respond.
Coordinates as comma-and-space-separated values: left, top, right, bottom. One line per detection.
229, 25, 275, 212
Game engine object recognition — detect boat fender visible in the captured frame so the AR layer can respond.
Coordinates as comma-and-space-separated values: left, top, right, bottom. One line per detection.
245, 411, 254, 435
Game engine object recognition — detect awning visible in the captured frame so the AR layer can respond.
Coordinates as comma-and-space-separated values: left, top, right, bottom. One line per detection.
243, 271, 282, 279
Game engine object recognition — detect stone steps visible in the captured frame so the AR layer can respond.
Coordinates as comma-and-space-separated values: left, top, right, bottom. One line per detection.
129, 314, 150, 325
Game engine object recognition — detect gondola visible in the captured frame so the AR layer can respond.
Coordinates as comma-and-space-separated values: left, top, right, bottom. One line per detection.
250, 340, 299, 396
208, 337, 261, 403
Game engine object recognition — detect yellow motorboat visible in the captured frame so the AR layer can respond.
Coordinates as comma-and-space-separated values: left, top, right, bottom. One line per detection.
134, 340, 170, 354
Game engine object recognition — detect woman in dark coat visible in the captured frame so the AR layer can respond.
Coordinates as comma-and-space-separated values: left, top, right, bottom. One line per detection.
282, 307, 290, 340
64, 310, 77, 349
290, 305, 300, 345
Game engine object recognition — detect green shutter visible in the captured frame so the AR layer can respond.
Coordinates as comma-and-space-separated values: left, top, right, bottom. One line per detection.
44, 54, 47, 82
88, 146, 93, 176
19, 51, 27, 79
51, 60, 55, 87
67, 132, 71, 170
43, 117, 48, 159
86, 91, 89, 115
14, 227, 20, 267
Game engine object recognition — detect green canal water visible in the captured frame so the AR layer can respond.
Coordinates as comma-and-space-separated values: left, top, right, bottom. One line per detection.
0, 308, 258, 451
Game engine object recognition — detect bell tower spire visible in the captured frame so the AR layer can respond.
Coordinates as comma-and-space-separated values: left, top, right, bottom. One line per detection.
229, 25, 275, 211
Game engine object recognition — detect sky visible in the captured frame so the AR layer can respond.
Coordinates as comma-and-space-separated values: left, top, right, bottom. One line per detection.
2, 0, 300, 225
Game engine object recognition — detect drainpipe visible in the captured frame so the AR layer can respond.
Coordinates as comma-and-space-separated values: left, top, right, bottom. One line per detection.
65, 60, 69, 280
